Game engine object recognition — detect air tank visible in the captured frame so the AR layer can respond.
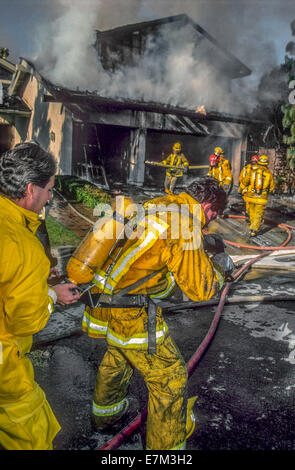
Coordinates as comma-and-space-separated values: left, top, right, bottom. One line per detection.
66, 196, 135, 285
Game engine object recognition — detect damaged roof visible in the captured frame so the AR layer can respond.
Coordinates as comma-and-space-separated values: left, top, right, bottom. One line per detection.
9, 57, 264, 139
0, 57, 30, 116
0, 92, 30, 115
39, 73, 262, 128
96, 14, 251, 79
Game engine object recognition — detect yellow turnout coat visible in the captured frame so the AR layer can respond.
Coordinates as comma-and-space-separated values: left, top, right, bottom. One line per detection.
82, 191, 224, 347
0, 196, 60, 450
240, 164, 275, 232
83, 191, 224, 450
208, 156, 233, 189
162, 153, 189, 177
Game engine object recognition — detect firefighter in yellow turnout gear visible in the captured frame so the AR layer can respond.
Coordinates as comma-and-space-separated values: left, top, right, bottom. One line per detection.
208, 147, 233, 195
78, 177, 234, 450
0, 143, 80, 450
240, 155, 275, 237
162, 142, 189, 193
238, 154, 260, 223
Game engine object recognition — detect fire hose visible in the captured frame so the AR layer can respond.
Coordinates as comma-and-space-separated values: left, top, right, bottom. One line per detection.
98, 216, 295, 450
49, 189, 295, 449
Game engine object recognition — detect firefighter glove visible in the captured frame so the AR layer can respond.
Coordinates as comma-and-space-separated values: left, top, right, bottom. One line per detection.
211, 252, 235, 281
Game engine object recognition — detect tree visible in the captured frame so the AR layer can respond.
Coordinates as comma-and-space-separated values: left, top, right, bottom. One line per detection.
281, 19, 295, 170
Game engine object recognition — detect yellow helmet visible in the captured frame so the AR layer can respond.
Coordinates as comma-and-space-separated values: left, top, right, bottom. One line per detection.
214, 147, 224, 156
173, 142, 182, 152
258, 155, 269, 166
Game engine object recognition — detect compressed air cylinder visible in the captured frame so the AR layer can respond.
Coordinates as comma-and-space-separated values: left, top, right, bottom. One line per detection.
66, 196, 134, 285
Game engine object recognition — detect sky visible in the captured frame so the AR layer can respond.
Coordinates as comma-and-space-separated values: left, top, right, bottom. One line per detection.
0, 0, 294, 112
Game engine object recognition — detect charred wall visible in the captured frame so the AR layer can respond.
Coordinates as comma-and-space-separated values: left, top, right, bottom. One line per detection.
72, 122, 131, 184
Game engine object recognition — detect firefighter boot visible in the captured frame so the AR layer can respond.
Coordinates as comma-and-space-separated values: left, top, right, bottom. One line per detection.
92, 397, 139, 432
186, 396, 198, 439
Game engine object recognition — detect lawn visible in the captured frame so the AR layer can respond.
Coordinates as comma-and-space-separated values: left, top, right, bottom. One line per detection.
45, 214, 81, 247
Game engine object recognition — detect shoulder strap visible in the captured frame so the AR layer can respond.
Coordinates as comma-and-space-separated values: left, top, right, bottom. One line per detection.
116, 267, 166, 296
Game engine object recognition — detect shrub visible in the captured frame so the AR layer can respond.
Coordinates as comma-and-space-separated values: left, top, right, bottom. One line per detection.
55, 176, 111, 209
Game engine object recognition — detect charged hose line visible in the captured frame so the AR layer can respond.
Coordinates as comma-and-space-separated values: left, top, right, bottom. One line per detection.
220, 214, 295, 250
97, 214, 295, 451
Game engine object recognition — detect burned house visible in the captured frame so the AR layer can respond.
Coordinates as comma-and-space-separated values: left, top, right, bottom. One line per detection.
0, 52, 30, 154
7, 14, 261, 188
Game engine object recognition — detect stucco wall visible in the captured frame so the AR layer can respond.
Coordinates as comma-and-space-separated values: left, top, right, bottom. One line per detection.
20, 74, 73, 174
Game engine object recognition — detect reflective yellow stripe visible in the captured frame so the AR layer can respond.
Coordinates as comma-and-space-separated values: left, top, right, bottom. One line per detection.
93, 271, 107, 290
91, 218, 168, 296
82, 311, 169, 347
48, 287, 57, 304
106, 217, 168, 292
106, 322, 168, 349
150, 272, 176, 299
82, 310, 108, 336
47, 289, 56, 315
93, 398, 126, 417
146, 440, 186, 450
172, 440, 186, 450
213, 267, 224, 290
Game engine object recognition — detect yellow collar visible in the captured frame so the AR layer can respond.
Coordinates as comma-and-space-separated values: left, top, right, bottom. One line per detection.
0, 195, 41, 234
145, 192, 206, 229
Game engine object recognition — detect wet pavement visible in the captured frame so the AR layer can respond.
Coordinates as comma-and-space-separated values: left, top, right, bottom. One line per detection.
31, 185, 295, 451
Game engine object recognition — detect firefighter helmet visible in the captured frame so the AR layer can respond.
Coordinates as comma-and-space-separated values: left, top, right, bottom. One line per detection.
173, 142, 182, 152
214, 147, 224, 156
258, 155, 269, 166
209, 154, 218, 167
251, 154, 259, 163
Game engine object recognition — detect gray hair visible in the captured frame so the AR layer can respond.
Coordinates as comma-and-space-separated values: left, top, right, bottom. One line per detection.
0, 142, 57, 199
187, 176, 227, 212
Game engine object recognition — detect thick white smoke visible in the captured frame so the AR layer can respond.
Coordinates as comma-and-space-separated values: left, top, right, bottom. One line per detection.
96, 23, 235, 112
29, 0, 294, 114
33, 0, 103, 90
32, 0, 239, 113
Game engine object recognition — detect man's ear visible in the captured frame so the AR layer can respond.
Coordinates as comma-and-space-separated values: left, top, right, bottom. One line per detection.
25, 182, 35, 200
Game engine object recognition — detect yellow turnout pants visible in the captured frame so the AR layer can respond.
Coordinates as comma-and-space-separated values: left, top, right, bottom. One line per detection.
243, 196, 250, 218
248, 202, 266, 232
0, 385, 61, 450
164, 174, 178, 193
93, 334, 188, 450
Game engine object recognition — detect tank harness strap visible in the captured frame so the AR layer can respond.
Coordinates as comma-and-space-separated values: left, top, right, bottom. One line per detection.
147, 298, 157, 354
112, 211, 130, 226
81, 268, 166, 354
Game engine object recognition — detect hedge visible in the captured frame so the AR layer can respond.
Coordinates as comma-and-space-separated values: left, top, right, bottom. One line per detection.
55, 175, 111, 209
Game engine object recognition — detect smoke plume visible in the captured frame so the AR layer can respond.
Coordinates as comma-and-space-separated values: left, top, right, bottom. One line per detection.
33, 0, 103, 90
29, 0, 294, 115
